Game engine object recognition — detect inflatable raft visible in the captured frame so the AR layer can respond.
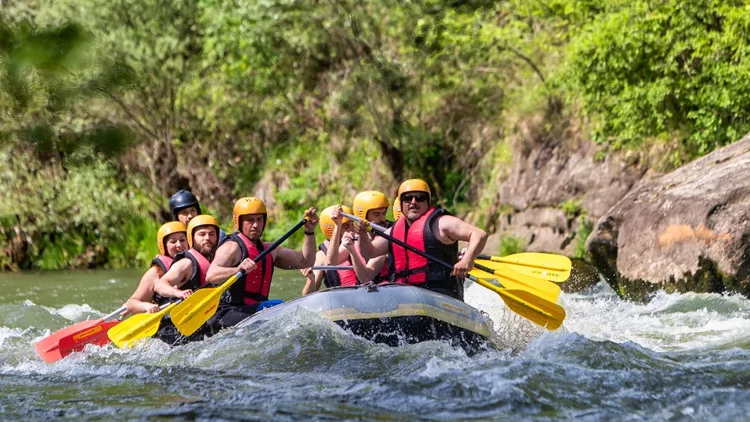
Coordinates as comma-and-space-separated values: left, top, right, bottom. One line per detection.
236, 283, 495, 354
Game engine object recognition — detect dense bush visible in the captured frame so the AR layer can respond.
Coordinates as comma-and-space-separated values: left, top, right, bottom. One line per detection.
3, 0, 750, 269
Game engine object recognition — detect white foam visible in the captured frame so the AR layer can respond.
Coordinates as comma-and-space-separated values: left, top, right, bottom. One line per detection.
41, 304, 100, 321
0, 327, 27, 349
560, 286, 750, 352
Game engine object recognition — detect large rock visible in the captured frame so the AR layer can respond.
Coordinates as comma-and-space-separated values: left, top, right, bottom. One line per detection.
587, 135, 750, 300
482, 129, 647, 292
492, 136, 645, 256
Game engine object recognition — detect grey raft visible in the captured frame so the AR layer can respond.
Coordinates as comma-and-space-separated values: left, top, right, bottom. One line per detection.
235, 283, 495, 354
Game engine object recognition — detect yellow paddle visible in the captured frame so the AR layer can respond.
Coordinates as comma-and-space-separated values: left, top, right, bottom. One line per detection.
170, 217, 308, 336
477, 253, 571, 282
469, 263, 560, 303
341, 212, 566, 330
472, 277, 565, 330
107, 302, 177, 348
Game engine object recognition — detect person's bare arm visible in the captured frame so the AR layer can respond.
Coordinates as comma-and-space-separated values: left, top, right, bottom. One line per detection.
355, 222, 389, 260
301, 251, 326, 295
326, 224, 350, 266
125, 267, 160, 314
153, 259, 194, 299
436, 215, 488, 277
326, 206, 351, 265
206, 241, 243, 283
273, 207, 319, 269
343, 232, 386, 282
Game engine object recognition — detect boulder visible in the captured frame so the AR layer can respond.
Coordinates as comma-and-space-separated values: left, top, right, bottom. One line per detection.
494, 137, 645, 257
587, 134, 750, 300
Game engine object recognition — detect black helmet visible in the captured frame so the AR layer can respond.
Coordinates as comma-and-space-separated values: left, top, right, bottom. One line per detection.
169, 190, 202, 219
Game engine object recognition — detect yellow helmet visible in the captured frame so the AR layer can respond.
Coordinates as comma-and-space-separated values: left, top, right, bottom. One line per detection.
392, 197, 402, 220
352, 191, 390, 220
319, 205, 352, 241
157, 221, 187, 256
398, 179, 431, 204
187, 214, 220, 248
233, 197, 267, 230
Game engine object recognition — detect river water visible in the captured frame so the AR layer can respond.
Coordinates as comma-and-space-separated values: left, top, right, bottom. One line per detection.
2, 269, 750, 421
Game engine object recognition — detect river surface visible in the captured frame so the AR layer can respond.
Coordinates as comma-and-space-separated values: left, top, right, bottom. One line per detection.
2, 269, 750, 421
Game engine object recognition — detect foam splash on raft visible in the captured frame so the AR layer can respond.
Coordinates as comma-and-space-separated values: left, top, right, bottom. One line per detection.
464, 281, 546, 353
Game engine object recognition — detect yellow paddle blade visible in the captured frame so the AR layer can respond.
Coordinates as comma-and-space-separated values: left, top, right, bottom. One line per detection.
107, 303, 177, 348
469, 264, 561, 303
472, 277, 565, 330
169, 285, 228, 337
476, 258, 571, 283
478, 252, 572, 282
171, 273, 243, 337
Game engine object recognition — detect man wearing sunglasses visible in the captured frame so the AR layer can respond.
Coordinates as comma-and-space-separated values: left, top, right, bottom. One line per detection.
357, 179, 487, 301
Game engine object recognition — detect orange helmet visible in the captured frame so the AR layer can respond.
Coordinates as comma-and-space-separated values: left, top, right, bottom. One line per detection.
397, 179, 431, 204
319, 205, 352, 241
233, 197, 267, 230
392, 197, 402, 220
352, 191, 390, 221
157, 221, 187, 256
186, 214, 220, 248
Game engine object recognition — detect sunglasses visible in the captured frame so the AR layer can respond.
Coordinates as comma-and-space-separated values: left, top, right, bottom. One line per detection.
402, 193, 428, 203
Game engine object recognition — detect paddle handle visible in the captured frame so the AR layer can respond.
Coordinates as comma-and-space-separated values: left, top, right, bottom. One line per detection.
312, 265, 354, 270
103, 306, 128, 321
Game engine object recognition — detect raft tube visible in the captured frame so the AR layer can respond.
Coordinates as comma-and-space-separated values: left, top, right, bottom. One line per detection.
236, 283, 494, 354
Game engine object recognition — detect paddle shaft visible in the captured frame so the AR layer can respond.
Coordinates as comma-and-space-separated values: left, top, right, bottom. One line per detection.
103, 306, 127, 321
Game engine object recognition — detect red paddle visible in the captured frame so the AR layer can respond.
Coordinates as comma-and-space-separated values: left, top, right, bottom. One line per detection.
35, 306, 126, 363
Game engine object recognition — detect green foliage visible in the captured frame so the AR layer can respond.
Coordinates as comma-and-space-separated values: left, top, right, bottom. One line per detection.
573, 216, 594, 259
0, 16, 135, 164
3, 0, 750, 270
0, 149, 160, 269
498, 235, 526, 257
559, 198, 583, 219
565, 0, 750, 160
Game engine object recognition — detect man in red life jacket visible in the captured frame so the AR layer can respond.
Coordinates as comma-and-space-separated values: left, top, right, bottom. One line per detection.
206, 197, 318, 327
328, 191, 395, 283
124, 222, 187, 315
357, 179, 488, 301
301, 205, 358, 294
152, 214, 222, 344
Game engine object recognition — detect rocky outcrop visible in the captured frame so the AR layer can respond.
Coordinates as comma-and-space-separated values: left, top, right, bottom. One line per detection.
492, 137, 646, 255
483, 133, 647, 291
587, 135, 750, 300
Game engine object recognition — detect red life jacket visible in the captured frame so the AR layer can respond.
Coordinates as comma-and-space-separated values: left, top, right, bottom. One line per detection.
151, 254, 174, 274
369, 223, 395, 283
154, 249, 212, 306
319, 241, 359, 287
373, 255, 394, 283
224, 232, 275, 305
389, 208, 462, 300
182, 249, 212, 290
